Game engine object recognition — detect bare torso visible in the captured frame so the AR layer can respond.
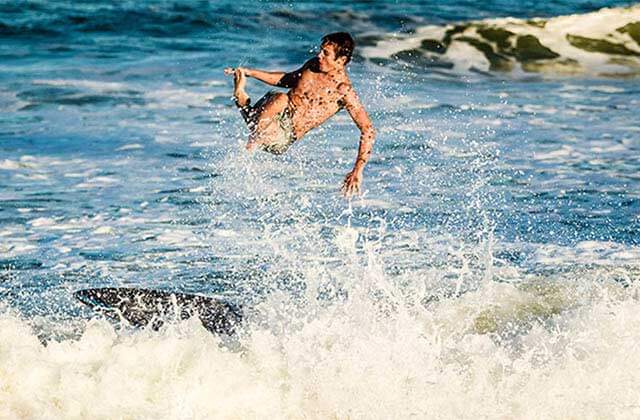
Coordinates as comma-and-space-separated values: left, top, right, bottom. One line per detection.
225, 42, 375, 196
286, 59, 350, 140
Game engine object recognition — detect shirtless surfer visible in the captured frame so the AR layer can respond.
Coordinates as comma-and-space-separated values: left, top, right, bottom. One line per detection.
224, 32, 375, 196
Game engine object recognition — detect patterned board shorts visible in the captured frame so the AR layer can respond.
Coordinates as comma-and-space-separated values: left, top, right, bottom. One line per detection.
257, 91, 297, 155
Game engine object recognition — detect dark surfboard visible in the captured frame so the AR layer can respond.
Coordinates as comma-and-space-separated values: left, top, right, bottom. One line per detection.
74, 287, 243, 336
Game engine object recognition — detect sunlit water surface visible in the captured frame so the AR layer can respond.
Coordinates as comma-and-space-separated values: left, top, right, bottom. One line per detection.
1, 1, 639, 418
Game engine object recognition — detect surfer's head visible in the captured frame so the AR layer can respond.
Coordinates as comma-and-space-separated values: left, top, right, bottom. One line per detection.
318, 32, 355, 72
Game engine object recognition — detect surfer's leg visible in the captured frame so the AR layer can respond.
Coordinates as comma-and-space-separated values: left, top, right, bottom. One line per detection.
252, 92, 288, 130
224, 68, 291, 152
225, 67, 252, 123
246, 92, 290, 151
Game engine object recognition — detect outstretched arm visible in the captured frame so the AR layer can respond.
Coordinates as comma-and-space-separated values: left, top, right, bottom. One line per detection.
243, 68, 286, 86
233, 59, 314, 88
340, 84, 376, 197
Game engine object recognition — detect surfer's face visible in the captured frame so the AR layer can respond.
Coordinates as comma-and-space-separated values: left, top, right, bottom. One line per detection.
317, 42, 345, 73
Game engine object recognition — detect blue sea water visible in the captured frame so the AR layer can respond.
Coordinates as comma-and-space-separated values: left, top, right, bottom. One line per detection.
1, 1, 640, 417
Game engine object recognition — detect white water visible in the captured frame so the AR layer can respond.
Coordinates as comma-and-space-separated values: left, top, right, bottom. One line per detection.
1, 270, 639, 419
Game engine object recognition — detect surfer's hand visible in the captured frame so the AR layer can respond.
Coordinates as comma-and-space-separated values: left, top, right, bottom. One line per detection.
342, 168, 363, 197
224, 67, 248, 77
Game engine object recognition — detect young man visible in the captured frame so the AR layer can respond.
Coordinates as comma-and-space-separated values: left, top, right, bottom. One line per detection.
224, 32, 375, 196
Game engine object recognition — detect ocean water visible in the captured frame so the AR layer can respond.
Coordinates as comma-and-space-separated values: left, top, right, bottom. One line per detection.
1, 0, 640, 418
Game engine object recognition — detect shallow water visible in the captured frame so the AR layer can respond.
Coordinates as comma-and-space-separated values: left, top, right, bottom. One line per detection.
1, 1, 640, 418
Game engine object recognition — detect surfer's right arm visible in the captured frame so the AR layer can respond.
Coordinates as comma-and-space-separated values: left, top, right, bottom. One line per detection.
240, 59, 312, 89
241, 68, 286, 86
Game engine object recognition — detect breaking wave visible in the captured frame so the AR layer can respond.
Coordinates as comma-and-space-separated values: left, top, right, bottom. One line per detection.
361, 5, 640, 78
2, 262, 640, 418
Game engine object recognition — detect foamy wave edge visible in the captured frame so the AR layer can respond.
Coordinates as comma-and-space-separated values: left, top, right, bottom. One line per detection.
361, 5, 640, 77
2, 277, 640, 418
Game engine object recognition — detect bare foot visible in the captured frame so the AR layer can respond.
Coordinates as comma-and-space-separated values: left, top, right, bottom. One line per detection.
225, 67, 249, 107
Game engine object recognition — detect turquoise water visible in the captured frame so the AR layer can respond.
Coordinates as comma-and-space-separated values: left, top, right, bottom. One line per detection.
1, 1, 640, 417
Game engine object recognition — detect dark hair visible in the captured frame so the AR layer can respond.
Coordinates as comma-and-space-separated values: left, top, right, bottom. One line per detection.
321, 32, 355, 64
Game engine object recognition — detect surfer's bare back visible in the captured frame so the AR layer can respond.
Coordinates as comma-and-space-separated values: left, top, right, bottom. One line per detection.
224, 32, 375, 196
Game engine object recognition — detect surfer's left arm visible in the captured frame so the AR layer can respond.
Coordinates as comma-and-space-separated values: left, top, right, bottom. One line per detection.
340, 84, 375, 197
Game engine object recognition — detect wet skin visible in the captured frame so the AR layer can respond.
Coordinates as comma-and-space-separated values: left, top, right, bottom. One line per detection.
224, 42, 375, 196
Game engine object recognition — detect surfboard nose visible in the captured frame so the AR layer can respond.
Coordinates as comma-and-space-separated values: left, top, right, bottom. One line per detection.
74, 287, 243, 336
74, 288, 111, 308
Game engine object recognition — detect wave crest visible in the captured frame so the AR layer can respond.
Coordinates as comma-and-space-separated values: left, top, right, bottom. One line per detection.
361, 5, 640, 78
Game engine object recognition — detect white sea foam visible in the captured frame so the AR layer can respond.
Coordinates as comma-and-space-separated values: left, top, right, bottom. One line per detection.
0, 89, 30, 112
145, 88, 215, 110
28, 217, 56, 227
202, 80, 226, 87
93, 226, 115, 235
0, 237, 37, 257
76, 176, 119, 189
116, 143, 144, 151
526, 241, 640, 267
1, 156, 87, 175
0, 159, 22, 170
14, 173, 49, 181
1, 272, 639, 418
533, 145, 574, 160
32, 79, 128, 91
155, 229, 202, 247
561, 84, 627, 93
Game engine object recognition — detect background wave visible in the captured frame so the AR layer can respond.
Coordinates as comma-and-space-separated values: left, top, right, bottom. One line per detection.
362, 5, 640, 77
